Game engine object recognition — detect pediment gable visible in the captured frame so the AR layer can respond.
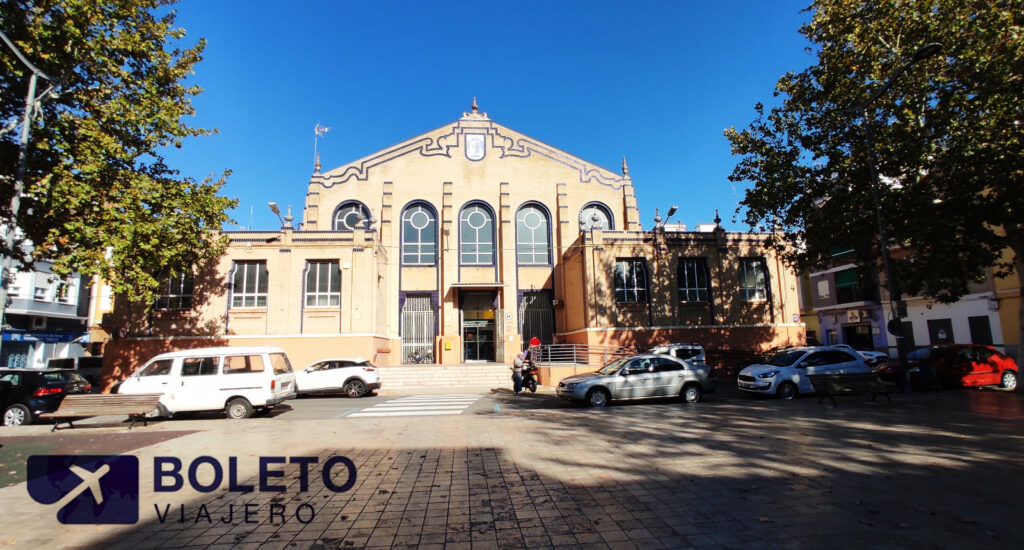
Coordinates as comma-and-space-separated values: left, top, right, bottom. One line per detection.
317, 111, 631, 190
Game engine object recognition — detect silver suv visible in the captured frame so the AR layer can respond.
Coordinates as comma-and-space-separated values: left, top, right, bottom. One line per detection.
556, 353, 716, 407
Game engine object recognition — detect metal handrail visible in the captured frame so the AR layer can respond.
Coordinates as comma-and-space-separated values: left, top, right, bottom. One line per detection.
534, 344, 635, 375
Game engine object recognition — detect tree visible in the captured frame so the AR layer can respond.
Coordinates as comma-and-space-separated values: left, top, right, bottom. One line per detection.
1, 0, 236, 306
724, 0, 1024, 363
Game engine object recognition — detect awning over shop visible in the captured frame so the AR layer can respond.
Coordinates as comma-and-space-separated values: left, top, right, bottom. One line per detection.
834, 269, 860, 288
1, 330, 86, 343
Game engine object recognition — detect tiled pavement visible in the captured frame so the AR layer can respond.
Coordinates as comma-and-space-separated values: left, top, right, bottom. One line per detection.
2, 387, 1024, 549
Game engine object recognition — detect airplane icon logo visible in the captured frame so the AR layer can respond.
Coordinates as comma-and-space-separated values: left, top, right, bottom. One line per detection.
27, 456, 139, 524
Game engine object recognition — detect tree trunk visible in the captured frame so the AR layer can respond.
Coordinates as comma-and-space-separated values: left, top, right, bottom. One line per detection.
1015, 253, 1024, 366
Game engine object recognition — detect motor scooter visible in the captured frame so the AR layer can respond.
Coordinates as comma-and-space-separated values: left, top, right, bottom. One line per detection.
408, 350, 433, 364
521, 361, 539, 393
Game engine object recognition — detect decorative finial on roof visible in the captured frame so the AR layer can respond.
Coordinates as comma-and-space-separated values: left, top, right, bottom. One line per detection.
714, 209, 722, 226
621, 156, 629, 177
284, 205, 294, 228
314, 153, 321, 174
461, 98, 489, 119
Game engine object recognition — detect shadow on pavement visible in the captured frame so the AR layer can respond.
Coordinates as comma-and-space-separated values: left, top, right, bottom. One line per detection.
0, 430, 198, 489
76, 389, 1024, 549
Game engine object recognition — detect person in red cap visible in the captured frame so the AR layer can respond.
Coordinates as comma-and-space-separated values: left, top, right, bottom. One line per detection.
527, 337, 542, 365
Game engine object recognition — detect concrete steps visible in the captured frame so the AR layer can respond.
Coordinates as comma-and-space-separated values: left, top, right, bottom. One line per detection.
378, 363, 512, 391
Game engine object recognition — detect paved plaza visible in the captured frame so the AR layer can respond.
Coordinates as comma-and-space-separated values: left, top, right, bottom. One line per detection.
1, 386, 1023, 549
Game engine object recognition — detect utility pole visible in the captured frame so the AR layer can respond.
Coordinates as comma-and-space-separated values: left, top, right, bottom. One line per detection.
0, 30, 59, 362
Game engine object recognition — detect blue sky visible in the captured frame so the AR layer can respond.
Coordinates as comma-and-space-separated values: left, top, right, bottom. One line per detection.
165, 0, 813, 232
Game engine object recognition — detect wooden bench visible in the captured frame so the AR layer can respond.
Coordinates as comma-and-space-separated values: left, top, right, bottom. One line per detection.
38, 393, 164, 431
807, 373, 894, 406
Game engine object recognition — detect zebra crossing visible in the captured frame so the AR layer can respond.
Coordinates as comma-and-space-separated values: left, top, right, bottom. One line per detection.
347, 394, 483, 418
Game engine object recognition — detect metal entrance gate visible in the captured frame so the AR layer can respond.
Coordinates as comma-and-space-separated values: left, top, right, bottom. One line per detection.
401, 295, 436, 363
519, 292, 554, 348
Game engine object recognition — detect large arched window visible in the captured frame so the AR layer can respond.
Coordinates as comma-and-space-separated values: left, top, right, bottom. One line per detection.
580, 202, 613, 230
459, 203, 495, 265
516, 204, 551, 265
334, 201, 371, 231
401, 203, 437, 265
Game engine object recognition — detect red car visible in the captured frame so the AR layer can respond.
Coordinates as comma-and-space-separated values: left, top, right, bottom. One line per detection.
877, 344, 1018, 391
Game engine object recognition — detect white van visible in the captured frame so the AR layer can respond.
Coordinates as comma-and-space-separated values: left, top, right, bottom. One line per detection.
117, 346, 296, 419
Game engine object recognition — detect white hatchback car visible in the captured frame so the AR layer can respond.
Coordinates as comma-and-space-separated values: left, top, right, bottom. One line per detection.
294, 358, 381, 398
737, 346, 872, 399
833, 344, 889, 365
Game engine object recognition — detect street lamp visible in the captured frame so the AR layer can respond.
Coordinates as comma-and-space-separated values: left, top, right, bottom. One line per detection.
0, 30, 60, 357
653, 205, 678, 231
267, 202, 293, 229
846, 43, 942, 391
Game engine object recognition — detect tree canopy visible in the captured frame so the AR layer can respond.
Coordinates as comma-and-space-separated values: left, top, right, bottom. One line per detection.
1, 0, 236, 305
724, 0, 1024, 359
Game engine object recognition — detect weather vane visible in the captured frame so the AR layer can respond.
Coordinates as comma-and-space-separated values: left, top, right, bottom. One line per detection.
314, 123, 330, 173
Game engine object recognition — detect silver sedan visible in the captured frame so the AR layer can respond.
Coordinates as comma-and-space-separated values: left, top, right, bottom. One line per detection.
556, 354, 716, 407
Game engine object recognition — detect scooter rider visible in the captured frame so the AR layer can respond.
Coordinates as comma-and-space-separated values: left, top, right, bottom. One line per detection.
512, 350, 526, 394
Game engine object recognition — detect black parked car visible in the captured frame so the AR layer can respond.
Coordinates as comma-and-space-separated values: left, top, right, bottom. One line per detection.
0, 368, 92, 426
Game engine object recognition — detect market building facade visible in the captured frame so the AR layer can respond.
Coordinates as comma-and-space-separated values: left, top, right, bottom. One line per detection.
99, 104, 804, 385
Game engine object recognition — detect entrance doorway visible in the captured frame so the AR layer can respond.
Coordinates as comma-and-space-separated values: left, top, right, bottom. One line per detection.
462, 320, 494, 361
461, 291, 496, 362
0, 341, 31, 367
842, 323, 873, 349
401, 294, 436, 363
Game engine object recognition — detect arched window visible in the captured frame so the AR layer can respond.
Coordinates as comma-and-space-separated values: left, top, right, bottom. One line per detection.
580, 202, 613, 230
334, 202, 371, 231
401, 203, 437, 265
459, 203, 495, 265
516, 204, 551, 265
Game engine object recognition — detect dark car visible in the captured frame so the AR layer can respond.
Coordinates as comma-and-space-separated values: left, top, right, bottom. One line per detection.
45, 355, 103, 385
0, 368, 92, 426
876, 345, 1018, 391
